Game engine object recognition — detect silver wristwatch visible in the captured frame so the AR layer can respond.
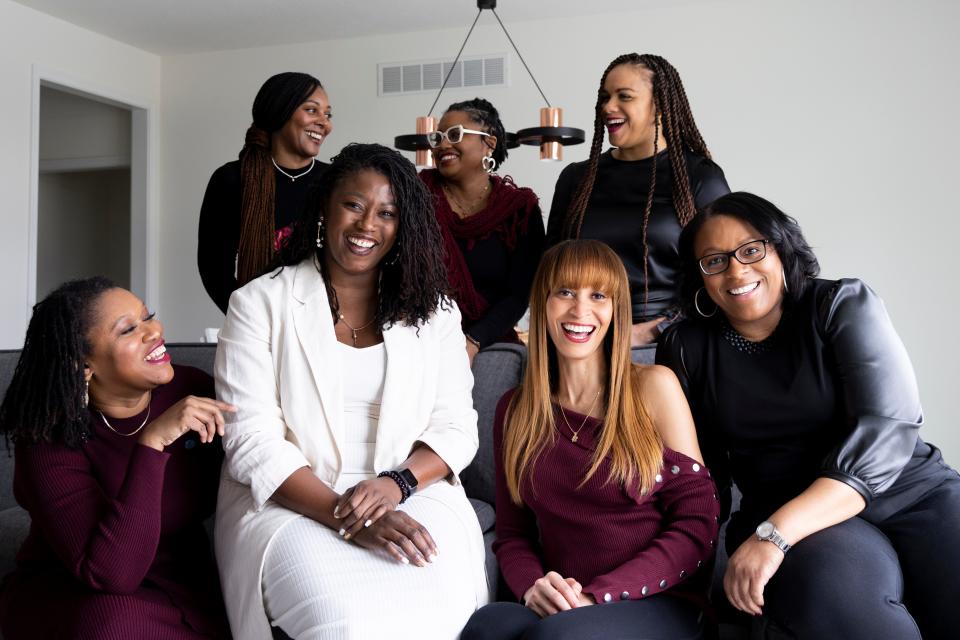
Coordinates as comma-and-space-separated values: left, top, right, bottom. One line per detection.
755, 521, 791, 554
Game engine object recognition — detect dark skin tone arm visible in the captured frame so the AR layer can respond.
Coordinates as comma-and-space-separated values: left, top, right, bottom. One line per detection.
270, 443, 448, 565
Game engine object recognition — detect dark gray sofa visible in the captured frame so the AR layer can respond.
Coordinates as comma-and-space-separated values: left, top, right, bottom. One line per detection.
1, 343, 751, 638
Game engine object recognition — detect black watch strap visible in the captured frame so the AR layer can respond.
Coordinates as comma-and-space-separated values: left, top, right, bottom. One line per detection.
377, 469, 418, 503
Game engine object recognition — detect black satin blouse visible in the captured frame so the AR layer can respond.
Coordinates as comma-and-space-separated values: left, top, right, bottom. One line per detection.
547, 150, 729, 323
657, 278, 949, 549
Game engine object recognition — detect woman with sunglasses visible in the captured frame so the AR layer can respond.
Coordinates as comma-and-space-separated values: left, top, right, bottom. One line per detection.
658, 192, 960, 639
198, 72, 332, 314
548, 54, 729, 363
419, 98, 543, 363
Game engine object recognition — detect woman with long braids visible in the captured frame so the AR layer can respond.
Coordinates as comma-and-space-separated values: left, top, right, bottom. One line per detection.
198, 71, 332, 313
0, 278, 233, 639
659, 192, 960, 639
547, 53, 730, 362
462, 240, 719, 640
215, 143, 488, 639
420, 98, 543, 363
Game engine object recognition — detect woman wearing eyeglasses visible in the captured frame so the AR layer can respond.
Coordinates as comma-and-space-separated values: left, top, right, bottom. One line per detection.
419, 98, 543, 363
198, 72, 332, 314
657, 192, 960, 639
547, 54, 730, 363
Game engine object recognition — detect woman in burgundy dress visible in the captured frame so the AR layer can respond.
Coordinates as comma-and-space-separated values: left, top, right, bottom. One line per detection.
0, 277, 234, 639
462, 240, 719, 640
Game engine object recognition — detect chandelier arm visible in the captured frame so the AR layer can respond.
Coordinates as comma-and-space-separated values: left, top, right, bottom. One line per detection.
491, 9, 551, 107
428, 9, 483, 117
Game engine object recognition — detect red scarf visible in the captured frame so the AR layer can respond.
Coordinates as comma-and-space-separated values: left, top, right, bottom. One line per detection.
420, 169, 540, 327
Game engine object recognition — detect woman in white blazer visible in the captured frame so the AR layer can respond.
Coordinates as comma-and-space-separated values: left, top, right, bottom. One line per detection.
214, 143, 489, 640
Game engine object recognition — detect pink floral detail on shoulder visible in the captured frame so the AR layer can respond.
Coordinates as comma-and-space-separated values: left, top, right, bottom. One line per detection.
274, 225, 294, 252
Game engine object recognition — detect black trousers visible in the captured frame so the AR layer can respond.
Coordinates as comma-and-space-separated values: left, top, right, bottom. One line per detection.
758, 470, 960, 640
461, 596, 703, 640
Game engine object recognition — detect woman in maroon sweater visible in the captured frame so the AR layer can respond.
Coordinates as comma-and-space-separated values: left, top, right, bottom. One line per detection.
462, 240, 719, 640
0, 277, 234, 639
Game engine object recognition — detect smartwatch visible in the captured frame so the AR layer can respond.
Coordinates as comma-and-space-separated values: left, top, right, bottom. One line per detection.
755, 521, 791, 554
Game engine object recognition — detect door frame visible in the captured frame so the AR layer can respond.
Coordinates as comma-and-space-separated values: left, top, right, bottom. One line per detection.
27, 64, 157, 314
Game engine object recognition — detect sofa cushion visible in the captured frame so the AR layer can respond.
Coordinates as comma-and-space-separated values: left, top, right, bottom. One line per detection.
462, 343, 526, 508
469, 498, 495, 534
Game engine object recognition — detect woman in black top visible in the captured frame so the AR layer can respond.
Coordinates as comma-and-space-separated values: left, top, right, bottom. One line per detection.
657, 192, 960, 639
548, 53, 729, 361
198, 72, 332, 313
419, 98, 543, 364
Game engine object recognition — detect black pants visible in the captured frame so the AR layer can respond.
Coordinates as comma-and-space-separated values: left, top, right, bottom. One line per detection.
461, 596, 703, 640
758, 471, 960, 640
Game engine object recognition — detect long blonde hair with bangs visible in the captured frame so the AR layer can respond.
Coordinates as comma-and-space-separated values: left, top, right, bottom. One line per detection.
502, 240, 663, 505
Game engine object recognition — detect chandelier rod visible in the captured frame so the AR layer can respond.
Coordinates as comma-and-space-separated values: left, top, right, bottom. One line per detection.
491, 8, 551, 107
427, 9, 483, 117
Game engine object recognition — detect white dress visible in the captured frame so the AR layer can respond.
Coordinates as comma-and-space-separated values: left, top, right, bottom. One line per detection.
259, 343, 488, 639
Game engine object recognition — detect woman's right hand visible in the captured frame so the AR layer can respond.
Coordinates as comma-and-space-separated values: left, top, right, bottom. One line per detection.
138, 396, 236, 451
350, 511, 438, 567
523, 572, 584, 617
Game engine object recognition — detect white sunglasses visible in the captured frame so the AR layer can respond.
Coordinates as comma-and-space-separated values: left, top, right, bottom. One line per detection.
426, 124, 491, 148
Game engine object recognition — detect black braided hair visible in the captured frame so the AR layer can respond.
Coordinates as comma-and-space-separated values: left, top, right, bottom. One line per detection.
0, 277, 118, 449
444, 97, 508, 167
561, 54, 712, 309
277, 143, 450, 329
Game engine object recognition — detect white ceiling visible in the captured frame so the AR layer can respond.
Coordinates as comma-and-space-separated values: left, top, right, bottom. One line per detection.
12, 0, 660, 55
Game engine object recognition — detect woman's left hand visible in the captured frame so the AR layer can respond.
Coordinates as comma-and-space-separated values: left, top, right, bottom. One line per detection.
466, 340, 480, 365
334, 477, 403, 538
723, 537, 785, 615
631, 317, 665, 347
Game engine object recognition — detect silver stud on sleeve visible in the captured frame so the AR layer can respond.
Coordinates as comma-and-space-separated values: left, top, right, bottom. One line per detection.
641, 585, 649, 596
655, 473, 663, 483
670, 465, 680, 474
659, 579, 668, 589
692, 463, 701, 472
603, 592, 612, 603
620, 591, 630, 600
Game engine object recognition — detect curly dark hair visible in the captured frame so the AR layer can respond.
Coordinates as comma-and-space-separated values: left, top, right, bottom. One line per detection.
0, 276, 118, 448
677, 192, 821, 320
444, 97, 508, 167
278, 143, 450, 328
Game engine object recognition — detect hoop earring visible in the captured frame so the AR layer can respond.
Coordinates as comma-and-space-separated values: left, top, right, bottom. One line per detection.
482, 156, 497, 174
83, 378, 89, 409
782, 266, 789, 294
695, 288, 717, 318
315, 217, 325, 249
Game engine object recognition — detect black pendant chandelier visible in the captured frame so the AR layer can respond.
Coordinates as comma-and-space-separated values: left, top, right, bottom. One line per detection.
394, 0, 585, 167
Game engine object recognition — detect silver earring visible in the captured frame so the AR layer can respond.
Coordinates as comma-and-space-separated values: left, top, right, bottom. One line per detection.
83, 379, 89, 408
482, 156, 497, 174
385, 247, 401, 266
782, 266, 789, 293
695, 287, 717, 318
315, 217, 324, 249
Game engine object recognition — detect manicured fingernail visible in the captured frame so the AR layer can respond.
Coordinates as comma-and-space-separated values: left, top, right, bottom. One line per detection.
333, 508, 340, 518
364, 519, 372, 527
400, 557, 409, 565
338, 528, 345, 536
344, 533, 351, 540
429, 553, 438, 562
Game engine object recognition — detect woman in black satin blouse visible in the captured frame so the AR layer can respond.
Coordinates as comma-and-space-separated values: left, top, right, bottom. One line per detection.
657, 191, 960, 639
547, 53, 729, 361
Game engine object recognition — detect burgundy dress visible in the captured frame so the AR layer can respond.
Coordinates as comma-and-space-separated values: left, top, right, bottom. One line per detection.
0, 365, 230, 639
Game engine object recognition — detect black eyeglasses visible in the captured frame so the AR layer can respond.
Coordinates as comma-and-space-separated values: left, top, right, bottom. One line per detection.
698, 239, 770, 275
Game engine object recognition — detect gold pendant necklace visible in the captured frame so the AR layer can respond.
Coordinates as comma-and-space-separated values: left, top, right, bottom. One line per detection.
337, 312, 377, 347
442, 181, 490, 218
557, 387, 603, 443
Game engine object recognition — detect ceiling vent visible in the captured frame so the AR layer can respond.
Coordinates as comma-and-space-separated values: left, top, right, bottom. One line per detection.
378, 53, 509, 96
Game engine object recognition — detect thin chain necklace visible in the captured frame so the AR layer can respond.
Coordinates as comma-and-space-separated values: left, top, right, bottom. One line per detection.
97, 400, 152, 437
337, 312, 377, 347
556, 387, 603, 443
272, 157, 315, 182
442, 181, 490, 218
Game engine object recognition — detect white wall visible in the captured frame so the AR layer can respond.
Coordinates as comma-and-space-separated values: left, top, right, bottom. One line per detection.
39, 85, 131, 169
160, 0, 960, 462
0, 0, 160, 346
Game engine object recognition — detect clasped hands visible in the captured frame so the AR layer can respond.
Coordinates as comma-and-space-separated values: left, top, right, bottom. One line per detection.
334, 477, 438, 567
523, 571, 595, 618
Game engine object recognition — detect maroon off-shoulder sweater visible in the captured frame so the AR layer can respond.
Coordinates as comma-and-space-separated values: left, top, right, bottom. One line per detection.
0, 365, 229, 639
492, 389, 721, 606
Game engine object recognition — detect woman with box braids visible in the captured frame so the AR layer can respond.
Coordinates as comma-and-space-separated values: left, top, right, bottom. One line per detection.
547, 53, 730, 362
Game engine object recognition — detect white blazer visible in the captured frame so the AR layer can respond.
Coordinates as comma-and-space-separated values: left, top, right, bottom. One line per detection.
213, 259, 480, 639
